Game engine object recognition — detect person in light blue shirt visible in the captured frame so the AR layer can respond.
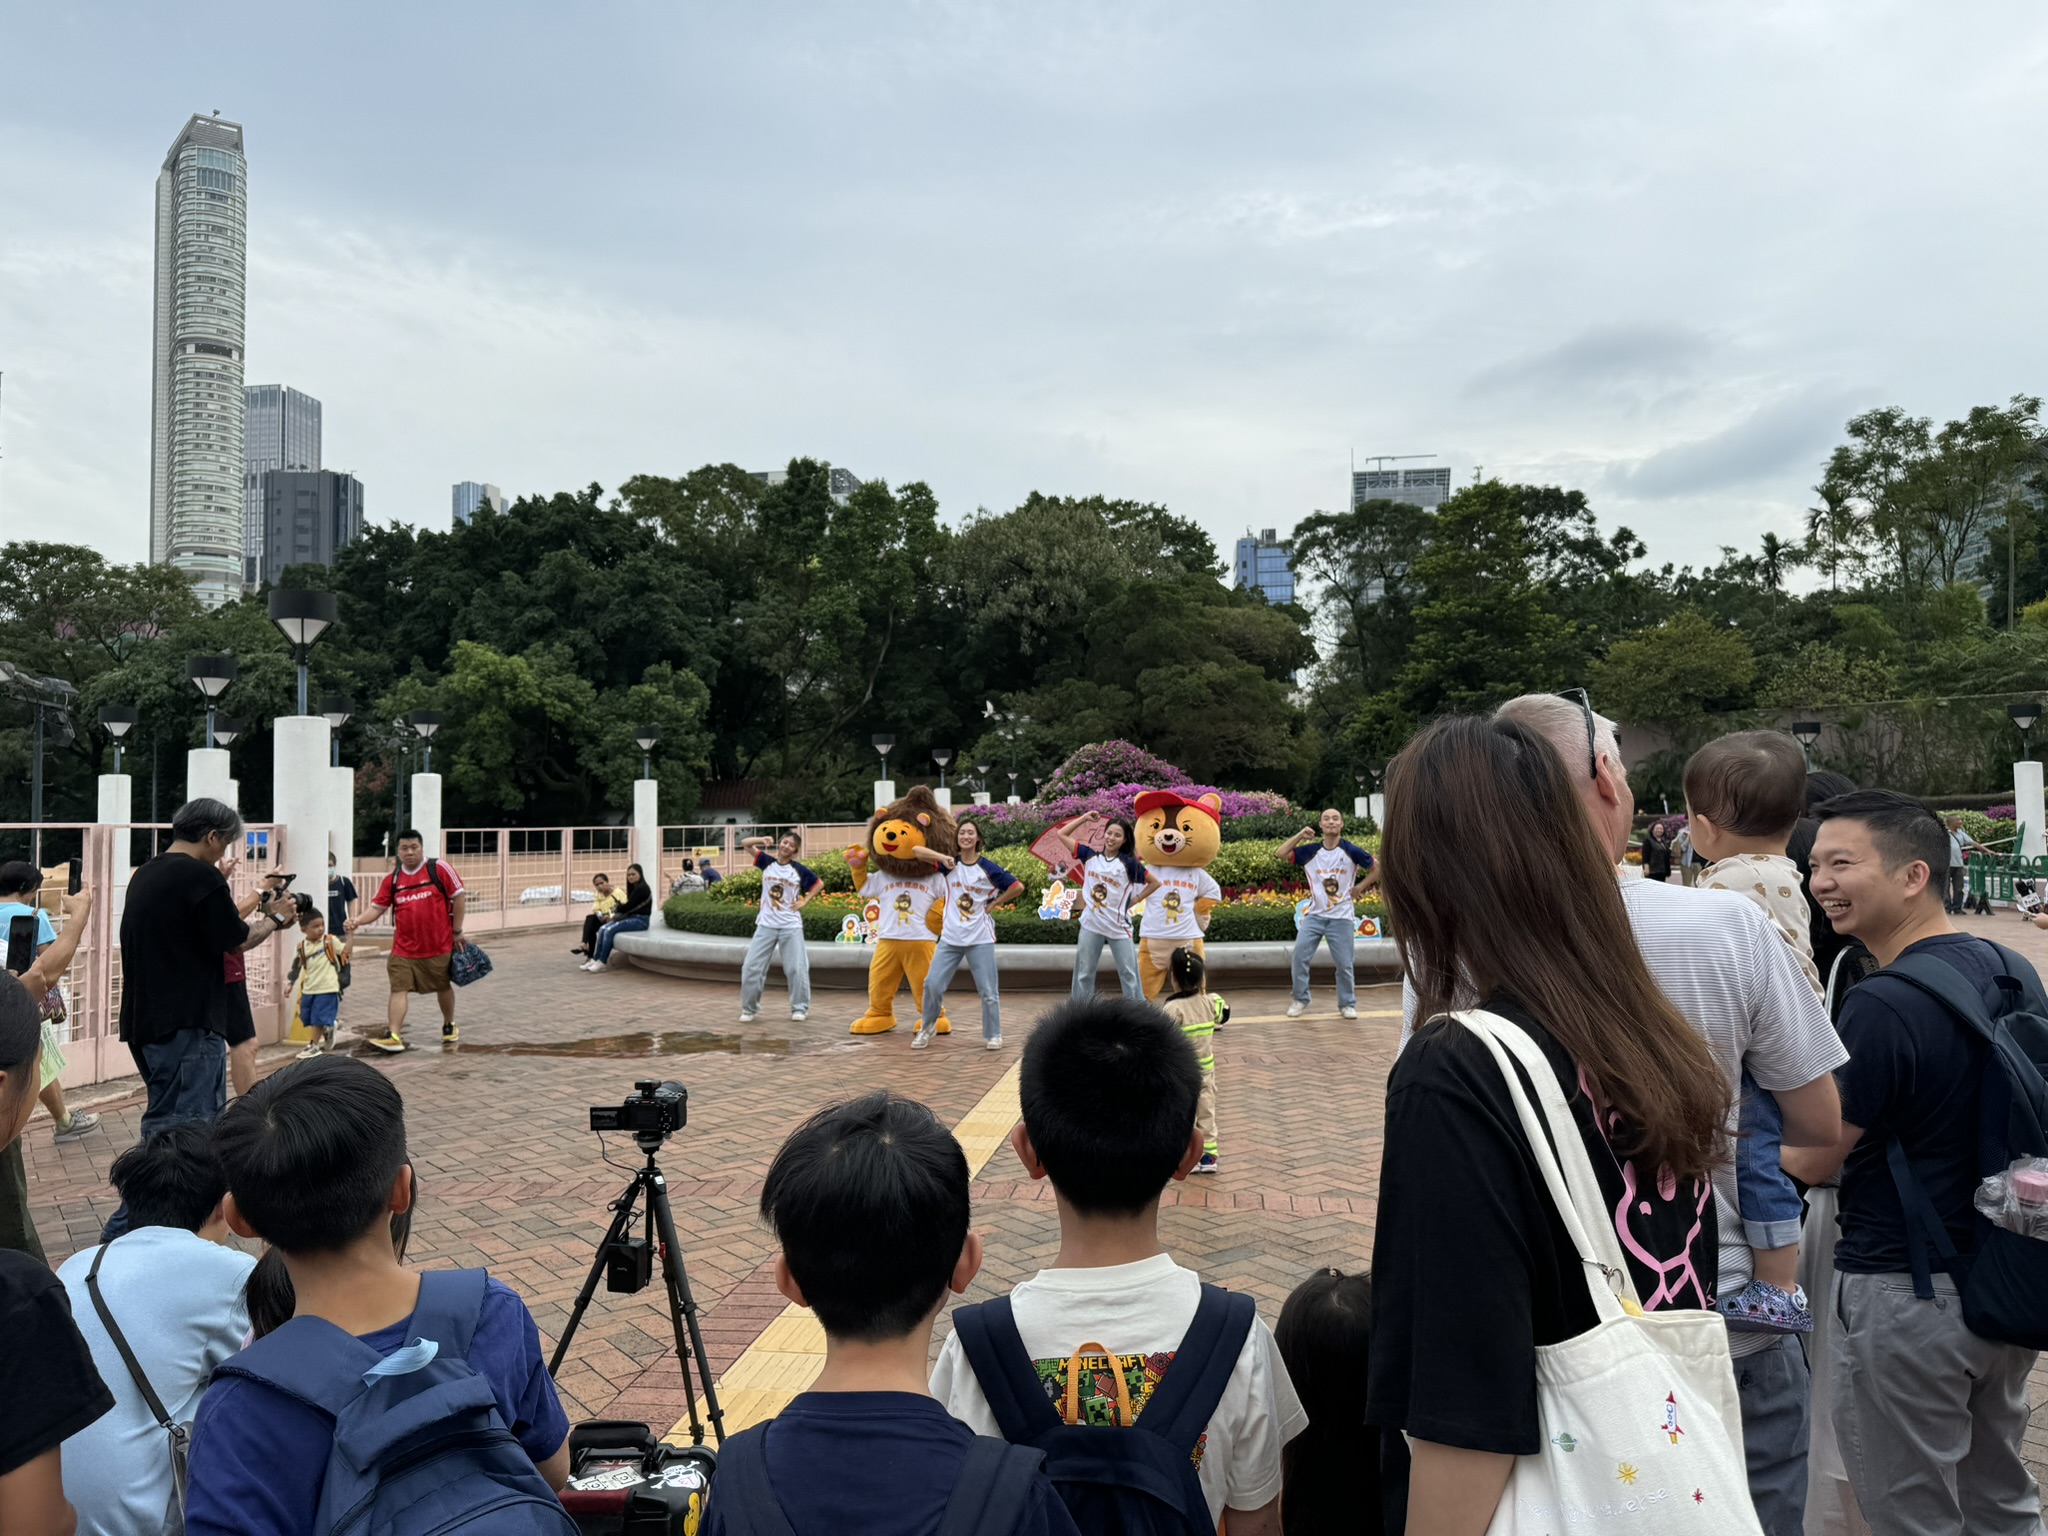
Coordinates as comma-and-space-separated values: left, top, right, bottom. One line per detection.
58, 1122, 255, 1536
1278, 811, 1376, 1019
0, 859, 100, 1145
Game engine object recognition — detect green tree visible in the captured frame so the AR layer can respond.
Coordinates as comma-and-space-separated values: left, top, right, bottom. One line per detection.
1821, 406, 1934, 591
1591, 610, 1757, 749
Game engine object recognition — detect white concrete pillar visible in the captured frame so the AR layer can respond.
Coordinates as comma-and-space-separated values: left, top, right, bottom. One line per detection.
411, 773, 443, 859
972, 791, 991, 805
1369, 792, 1386, 828
2017, 760, 2045, 859
187, 747, 233, 807
1007, 795, 1022, 806
873, 778, 896, 812
329, 763, 355, 868
633, 778, 662, 929
1352, 796, 1369, 819
272, 716, 333, 892
226, 780, 240, 811
97, 774, 133, 901
934, 787, 953, 812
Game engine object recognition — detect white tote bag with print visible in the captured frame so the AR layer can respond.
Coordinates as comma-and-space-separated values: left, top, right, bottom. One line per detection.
1452, 1009, 1764, 1536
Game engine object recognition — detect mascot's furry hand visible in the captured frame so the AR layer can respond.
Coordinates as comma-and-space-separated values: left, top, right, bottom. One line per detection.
844, 844, 869, 892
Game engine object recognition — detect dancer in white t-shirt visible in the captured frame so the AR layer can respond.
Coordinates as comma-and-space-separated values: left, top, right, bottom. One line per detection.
913, 817, 1024, 1050
1277, 809, 1377, 1020
1048, 816, 1160, 1000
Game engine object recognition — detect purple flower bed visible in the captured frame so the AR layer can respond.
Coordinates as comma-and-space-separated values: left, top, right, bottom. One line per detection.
1038, 740, 1188, 800
971, 783, 1292, 830
1989, 804, 2017, 822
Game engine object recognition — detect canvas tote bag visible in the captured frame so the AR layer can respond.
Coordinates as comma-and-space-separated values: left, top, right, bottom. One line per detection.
1452, 1009, 1763, 1535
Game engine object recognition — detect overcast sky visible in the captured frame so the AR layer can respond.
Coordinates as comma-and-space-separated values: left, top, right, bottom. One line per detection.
4, 2, 2045, 578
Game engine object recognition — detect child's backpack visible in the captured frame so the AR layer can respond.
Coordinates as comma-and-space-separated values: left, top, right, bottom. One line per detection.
712, 1424, 1047, 1536
951, 1285, 1257, 1536
1883, 941, 2048, 1348
212, 1268, 577, 1536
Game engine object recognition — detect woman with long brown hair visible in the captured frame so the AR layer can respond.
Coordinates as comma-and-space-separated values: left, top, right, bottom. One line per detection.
1364, 713, 1733, 1535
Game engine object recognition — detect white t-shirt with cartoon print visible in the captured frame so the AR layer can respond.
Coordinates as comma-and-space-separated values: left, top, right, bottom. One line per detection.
864, 870, 944, 942
1292, 839, 1374, 922
1142, 865, 1221, 941
940, 858, 1018, 947
1077, 848, 1144, 940
753, 852, 818, 931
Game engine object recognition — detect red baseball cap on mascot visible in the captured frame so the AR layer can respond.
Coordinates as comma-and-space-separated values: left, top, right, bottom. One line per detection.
1133, 789, 1221, 822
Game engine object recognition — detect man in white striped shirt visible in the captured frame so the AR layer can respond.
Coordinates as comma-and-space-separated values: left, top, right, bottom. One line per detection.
1402, 695, 1846, 1536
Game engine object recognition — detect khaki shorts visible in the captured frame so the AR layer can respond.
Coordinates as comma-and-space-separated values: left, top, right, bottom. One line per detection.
388, 952, 452, 994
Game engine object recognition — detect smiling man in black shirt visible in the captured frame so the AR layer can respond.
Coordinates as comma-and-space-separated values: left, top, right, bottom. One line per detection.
1785, 791, 2043, 1536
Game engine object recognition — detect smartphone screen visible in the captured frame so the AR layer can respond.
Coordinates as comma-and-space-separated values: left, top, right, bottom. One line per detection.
67, 857, 82, 895
4, 913, 34, 975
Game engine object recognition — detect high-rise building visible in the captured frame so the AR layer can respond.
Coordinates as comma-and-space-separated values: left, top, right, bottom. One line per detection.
751, 465, 863, 505
451, 481, 506, 525
261, 470, 362, 585
151, 115, 249, 608
243, 385, 322, 588
1352, 463, 1452, 511
1233, 528, 1295, 605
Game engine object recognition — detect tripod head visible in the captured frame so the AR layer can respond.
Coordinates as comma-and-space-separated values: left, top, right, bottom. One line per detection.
590, 1078, 688, 1156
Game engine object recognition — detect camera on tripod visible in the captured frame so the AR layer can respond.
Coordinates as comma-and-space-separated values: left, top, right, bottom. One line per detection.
590, 1078, 688, 1150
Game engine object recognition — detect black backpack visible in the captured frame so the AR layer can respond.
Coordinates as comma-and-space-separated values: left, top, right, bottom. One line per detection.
1881, 942, 2048, 1348
711, 1422, 1046, 1536
951, 1285, 1256, 1536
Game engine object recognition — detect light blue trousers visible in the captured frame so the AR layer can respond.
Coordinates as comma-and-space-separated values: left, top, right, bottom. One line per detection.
740, 926, 811, 1014
1290, 914, 1357, 1008
920, 941, 1001, 1040
1071, 929, 1142, 999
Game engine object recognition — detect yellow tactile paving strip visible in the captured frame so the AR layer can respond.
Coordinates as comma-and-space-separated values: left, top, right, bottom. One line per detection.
668, 1060, 1023, 1441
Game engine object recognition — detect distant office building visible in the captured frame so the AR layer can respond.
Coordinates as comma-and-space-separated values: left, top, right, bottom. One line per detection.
151, 115, 249, 608
1233, 528, 1295, 605
752, 464, 863, 505
1353, 463, 1453, 511
452, 480, 506, 524
243, 385, 322, 588
261, 470, 363, 585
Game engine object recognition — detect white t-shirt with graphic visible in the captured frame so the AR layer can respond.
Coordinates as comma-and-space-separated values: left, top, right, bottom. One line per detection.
1142, 865, 1221, 941
930, 1254, 1309, 1525
754, 852, 818, 931
940, 858, 1018, 947
1292, 839, 1374, 922
865, 870, 944, 942
1076, 847, 1144, 940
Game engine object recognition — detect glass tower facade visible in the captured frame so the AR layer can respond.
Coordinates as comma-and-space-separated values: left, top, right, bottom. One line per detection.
1233, 528, 1295, 605
151, 115, 248, 608
244, 385, 322, 588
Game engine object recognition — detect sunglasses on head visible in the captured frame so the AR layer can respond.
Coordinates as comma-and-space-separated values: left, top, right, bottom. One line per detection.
1556, 688, 1598, 780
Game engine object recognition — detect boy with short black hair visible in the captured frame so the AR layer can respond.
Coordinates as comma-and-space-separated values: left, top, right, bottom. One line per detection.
184, 1056, 570, 1536
931, 996, 1305, 1536
703, 1092, 1076, 1536
1683, 729, 1823, 1335
288, 907, 349, 1057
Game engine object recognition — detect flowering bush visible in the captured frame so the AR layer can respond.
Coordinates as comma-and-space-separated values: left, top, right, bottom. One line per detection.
1038, 740, 1188, 800
1988, 804, 2017, 823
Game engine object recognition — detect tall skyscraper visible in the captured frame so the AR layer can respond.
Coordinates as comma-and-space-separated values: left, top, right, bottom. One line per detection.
261, 470, 363, 585
244, 385, 321, 588
451, 481, 506, 524
151, 114, 248, 608
1233, 528, 1295, 605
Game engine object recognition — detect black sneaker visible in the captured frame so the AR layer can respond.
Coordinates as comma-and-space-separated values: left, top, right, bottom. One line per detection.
442, 1021, 460, 1044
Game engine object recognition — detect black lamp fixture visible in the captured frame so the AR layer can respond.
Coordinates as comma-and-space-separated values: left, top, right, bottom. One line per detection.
408, 710, 443, 773
321, 696, 353, 768
187, 654, 237, 749
975, 760, 990, 794
635, 724, 660, 780
211, 714, 243, 748
2011, 701, 2042, 761
931, 747, 954, 790
1791, 720, 1822, 769
267, 588, 338, 715
99, 705, 136, 774
872, 733, 895, 773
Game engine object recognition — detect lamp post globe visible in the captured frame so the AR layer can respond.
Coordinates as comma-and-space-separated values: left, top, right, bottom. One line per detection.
321, 696, 354, 767
409, 710, 444, 773
636, 723, 660, 780
99, 705, 136, 774
267, 588, 338, 715
187, 654, 237, 749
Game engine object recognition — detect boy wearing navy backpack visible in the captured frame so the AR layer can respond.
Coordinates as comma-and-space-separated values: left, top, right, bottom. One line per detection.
703, 1092, 1077, 1536
185, 1056, 573, 1535
931, 996, 1306, 1536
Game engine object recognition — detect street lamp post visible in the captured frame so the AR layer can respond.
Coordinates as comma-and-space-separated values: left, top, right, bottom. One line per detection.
2011, 702, 2041, 762
211, 715, 242, 748
1791, 720, 1822, 770
322, 697, 354, 768
187, 655, 237, 748
408, 710, 443, 774
932, 747, 953, 791
99, 706, 136, 774
636, 724, 660, 781
873, 734, 895, 771
267, 588, 337, 715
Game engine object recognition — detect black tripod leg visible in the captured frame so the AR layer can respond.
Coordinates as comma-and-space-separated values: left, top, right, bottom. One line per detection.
547, 1174, 645, 1377
647, 1169, 726, 1445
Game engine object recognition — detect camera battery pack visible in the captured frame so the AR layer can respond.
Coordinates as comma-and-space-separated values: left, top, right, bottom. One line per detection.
607, 1236, 654, 1294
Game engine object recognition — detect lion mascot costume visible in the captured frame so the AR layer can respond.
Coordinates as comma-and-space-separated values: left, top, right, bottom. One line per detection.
845, 784, 957, 1036
1133, 789, 1223, 999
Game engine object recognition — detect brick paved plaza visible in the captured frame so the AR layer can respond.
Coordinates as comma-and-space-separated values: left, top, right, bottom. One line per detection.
20, 915, 2046, 1480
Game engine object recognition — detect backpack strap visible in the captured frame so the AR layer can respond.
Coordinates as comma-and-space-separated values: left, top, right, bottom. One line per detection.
951, 1298, 1064, 1444
213, 1313, 387, 1419
410, 1268, 490, 1356
85, 1240, 178, 1432
1887, 1138, 1964, 1301
937, 1438, 1048, 1536
1887, 950, 2048, 1158
1128, 1285, 1256, 1455
709, 1424, 799, 1536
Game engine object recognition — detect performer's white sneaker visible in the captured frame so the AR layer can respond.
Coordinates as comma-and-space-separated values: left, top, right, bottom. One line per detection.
1285, 1001, 1309, 1018
910, 1027, 932, 1051
738, 1011, 757, 1024
1340, 1005, 1358, 1019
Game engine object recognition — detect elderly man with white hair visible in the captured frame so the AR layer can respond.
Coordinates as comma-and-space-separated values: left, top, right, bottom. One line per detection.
1400, 692, 1847, 1536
